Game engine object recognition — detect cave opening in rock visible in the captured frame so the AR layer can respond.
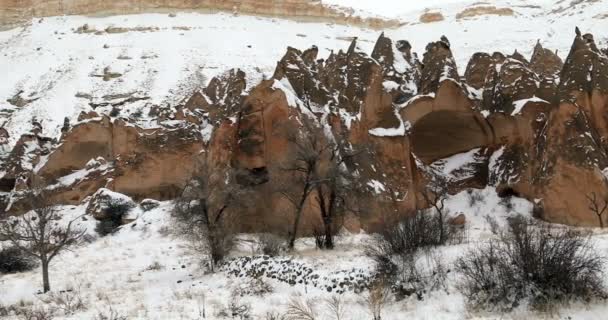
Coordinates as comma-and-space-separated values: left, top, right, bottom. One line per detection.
0, 178, 16, 192
498, 187, 520, 198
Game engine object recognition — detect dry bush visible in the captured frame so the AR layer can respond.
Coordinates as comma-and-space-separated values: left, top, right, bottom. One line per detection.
265, 312, 287, 320
362, 283, 390, 320
367, 210, 454, 260
94, 296, 127, 320
18, 307, 56, 320
95, 199, 134, 236
0, 245, 38, 274
285, 296, 317, 320
0, 300, 56, 320
173, 181, 236, 272
389, 250, 448, 301
483, 214, 500, 235
231, 277, 273, 297
144, 261, 164, 271
467, 189, 485, 207
39, 288, 87, 316
457, 215, 606, 311
216, 291, 251, 319
258, 233, 286, 257
324, 296, 345, 320
366, 210, 457, 301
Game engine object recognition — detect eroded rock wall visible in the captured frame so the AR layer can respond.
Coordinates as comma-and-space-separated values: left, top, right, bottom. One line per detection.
0, 0, 398, 30
3, 28, 608, 231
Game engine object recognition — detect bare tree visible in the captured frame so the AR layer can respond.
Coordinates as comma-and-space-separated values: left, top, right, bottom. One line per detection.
0, 190, 85, 292
420, 173, 449, 243
277, 117, 357, 249
313, 136, 360, 249
173, 156, 245, 272
586, 192, 607, 228
277, 118, 330, 249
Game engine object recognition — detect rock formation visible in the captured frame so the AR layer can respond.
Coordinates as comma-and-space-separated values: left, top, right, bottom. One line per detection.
2, 28, 608, 232
0, 0, 398, 31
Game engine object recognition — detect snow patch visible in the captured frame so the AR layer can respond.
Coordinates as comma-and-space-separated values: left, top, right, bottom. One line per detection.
367, 179, 386, 194
511, 96, 549, 115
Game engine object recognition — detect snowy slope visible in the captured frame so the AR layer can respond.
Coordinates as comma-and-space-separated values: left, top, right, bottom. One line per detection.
2, 189, 608, 319
0, 0, 606, 147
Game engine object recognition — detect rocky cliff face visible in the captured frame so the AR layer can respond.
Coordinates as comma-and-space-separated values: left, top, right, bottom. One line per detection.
2, 27, 608, 231
0, 0, 397, 30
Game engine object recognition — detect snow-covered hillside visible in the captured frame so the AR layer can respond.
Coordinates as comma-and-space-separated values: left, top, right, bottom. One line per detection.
1, 188, 608, 319
0, 188, 608, 320
0, 0, 606, 146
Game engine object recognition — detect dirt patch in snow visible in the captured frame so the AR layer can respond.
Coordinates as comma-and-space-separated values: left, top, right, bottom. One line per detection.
456, 6, 515, 20
419, 11, 445, 23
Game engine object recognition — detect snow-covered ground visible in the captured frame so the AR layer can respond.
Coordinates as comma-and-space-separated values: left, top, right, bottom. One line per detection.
0, 0, 606, 146
1, 188, 608, 319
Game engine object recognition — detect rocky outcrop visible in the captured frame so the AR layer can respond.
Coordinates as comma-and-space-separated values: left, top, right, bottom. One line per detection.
419, 37, 459, 95
455, 6, 514, 20
19, 116, 204, 207
4, 28, 608, 231
530, 41, 563, 77
0, 0, 399, 31
86, 188, 136, 220
179, 68, 247, 124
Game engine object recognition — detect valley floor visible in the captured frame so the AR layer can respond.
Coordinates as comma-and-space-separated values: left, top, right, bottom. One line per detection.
2, 188, 608, 319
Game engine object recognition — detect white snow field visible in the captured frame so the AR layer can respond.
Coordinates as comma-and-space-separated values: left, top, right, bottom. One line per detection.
0, 0, 606, 146
1, 1, 608, 319
1, 188, 608, 319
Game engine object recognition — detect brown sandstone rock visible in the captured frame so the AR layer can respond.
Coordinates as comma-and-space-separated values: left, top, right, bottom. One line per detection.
530, 41, 563, 77
464, 52, 492, 90
419, 37, 460, 95
449, 213, 466, 226
419, 11, 444, 23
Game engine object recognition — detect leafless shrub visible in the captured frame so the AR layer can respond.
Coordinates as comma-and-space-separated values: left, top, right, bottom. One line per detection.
173, 158, 245, 272
258, 233, 286, 257
216, 292, 251, 319
0, 300, 56, 320
39, 287, 86, 316
483, 214, 499, 235
17, 306, 56, 320
420, 173, 450, 244
362, 283, 390, 320
0, 245, 38, 274
231, 277, 273, 297
94, 199, 134, 236
265, 312, 287, 320
367, 210, 453, 260
285, 296, 317, 320
467, 189, 485, 207
324, 296, 345, 320
264, 312, 287, 320
390, 250, 449, 301
448, 222, 468, 245
457, 215, 606, 311
94, 296, 127, 320
366, 209, 457, 300
144, 261, 163, 271
499, 196, 514, 212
